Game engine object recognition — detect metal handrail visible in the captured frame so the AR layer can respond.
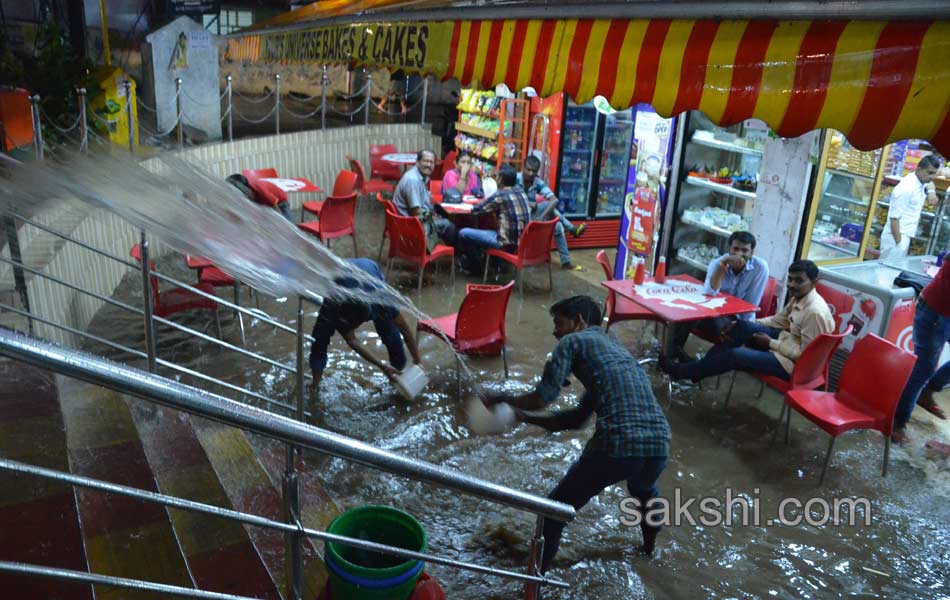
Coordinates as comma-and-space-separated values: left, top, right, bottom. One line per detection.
0, 327, 575, 523
0, 458, 568, 588
0, 561, 261, 600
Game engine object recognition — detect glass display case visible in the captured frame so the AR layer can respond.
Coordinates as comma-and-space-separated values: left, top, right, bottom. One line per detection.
867, 140, 945, 259
558, 102, 598, 215
669, 111, 767, 274
800, 130, 885, 265
595, 110, 636, 218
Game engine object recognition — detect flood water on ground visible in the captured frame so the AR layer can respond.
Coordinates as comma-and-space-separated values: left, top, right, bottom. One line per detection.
75, 199, 950, 600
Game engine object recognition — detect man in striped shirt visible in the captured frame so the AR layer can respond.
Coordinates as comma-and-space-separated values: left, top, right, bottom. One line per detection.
457, 164, 532, 272
485, 295, 671, 571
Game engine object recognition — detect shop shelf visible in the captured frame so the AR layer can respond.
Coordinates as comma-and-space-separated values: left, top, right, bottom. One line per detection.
676, 252, 710, 272
685, 176, 756, 201
680, 216, 733, 238
823, 192, 868, 207
564, 121, 594, 127
826, 168, 875, 181
455, 121, 499, 139
689, 135, 764, 157
812, 238, 860, 257
875, 200, 935, 218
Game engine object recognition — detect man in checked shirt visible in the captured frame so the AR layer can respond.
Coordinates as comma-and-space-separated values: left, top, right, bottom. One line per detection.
484, 295, 671, 571
456, 164, 533, 273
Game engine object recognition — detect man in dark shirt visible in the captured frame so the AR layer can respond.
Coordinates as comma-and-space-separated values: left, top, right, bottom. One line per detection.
457, 164, 532, 272
485, 295, 671, 571
309, 258, 422, 398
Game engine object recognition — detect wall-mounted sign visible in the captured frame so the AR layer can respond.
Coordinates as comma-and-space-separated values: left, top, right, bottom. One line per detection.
168, 0, 220, 17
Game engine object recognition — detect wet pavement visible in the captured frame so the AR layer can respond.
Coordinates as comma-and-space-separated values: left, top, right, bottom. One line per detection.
83, 202, 950, 599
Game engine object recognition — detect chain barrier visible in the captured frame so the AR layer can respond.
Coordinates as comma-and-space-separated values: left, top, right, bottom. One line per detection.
371, 93, 425, 116
333, 82, 371, 102
38, 108, 82, 134
280, 103, 323, 120
326, 98, 370, 118
136, 95, 159, 114
232, 89, 276, 104
181, 87, 224, 108
220, 104, 232, 122
284, 91, 321, 104
233, 103, 279, 124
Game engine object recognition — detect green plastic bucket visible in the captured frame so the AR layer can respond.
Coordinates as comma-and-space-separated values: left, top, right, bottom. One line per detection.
325, 506, 427, 600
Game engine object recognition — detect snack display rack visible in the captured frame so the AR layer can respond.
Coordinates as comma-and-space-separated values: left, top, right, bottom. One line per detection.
455, 89, 528, 177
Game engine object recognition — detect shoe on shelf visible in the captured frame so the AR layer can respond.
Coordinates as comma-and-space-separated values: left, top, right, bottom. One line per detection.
917, 392, 947, 420
570, 223, 587, 238
891, 425, 910, 445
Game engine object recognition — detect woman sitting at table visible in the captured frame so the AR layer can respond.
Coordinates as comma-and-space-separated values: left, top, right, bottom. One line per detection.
441, 152, 483, 200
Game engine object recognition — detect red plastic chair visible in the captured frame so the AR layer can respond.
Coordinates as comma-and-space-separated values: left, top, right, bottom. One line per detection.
129, 245, 221, 337
483, 218, 557, 296
595, 250, 657, 331
384, 211, 455, 291
783, 334, 916, 484
429, 179, 443, 204
442, 150, 457, 175
301, 169, 358, 220
376, 192, 398, 262
417, 281, 516, 389
724, 326, 853, 408
348, 154, 395, 197
298, 193, 358, 254
370, 144, 402, 181
242, 167, 278, 182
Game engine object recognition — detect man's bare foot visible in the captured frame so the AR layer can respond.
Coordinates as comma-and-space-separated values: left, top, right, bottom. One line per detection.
917, 390, 947, 420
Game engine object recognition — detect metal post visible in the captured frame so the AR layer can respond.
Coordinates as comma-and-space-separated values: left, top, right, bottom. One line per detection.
139, 231, 158, 372
420, 76, 429, 126
364, 72, 372, 125
175, 78, 183, 150
320, 65, 328, 131
284, 444, 303, 600
2, 215, 32, 335
77, 88, 88, 152
275, 73, 281, 135
124, 80, 134, 156
295, 298, 306, 421
523, 516, 545, 600
29, 95, 43, 160
226, 75, 233, 143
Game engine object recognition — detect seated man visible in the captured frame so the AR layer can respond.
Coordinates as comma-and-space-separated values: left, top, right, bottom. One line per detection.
392, 149, 457, 246
518, 155, 586, 270
661, 260, 833, 382
309, 258, 422, 399
670, 231, 769, 362
457, 164, 532, 272
484, 296, 671, 569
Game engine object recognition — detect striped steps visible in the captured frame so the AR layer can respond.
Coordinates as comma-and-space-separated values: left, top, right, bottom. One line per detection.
0, 361, 92, 599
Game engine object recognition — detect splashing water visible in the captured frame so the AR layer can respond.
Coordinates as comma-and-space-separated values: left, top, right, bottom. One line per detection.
0, 149, 495, 405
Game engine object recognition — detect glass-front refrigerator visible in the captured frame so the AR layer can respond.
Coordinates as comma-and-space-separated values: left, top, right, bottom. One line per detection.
800, 130, 885, 265
557, 102, 598, 215
595, 110, 636, 218
667, 111, 767, 276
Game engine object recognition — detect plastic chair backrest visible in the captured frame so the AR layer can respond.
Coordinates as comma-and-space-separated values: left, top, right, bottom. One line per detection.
442, 150, 457, 174
247, 178, 286, 206
456, 282, 515, 345
332, 170, 358, 196
757, 277, 778, 318
789, 325, 852, 390
595, 250, 616, 318
242, 168, 278, 181
386, 212, 427, 261
518, 219, 558, 263
129, 244, 160, 306
376, 193, 397, 215
348, 156, 368, 191
815, 281, 846, 331
370, 144, 401, 179
318, 193, 357, 235
429, 179, 443, 203
836, 334, 916, 431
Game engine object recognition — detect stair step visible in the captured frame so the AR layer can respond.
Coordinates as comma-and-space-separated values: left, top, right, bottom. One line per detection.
57, 377, 195, 599
128, 401, 282, 599
0, 361, 93, 599
190, 418, 330, 598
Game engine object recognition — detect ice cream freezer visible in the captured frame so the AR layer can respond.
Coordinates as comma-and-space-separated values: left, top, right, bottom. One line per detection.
818, 257, 948, 373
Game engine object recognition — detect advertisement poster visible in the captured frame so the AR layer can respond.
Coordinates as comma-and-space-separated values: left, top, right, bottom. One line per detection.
615, 104, 675, 279
815, 282, 884, 352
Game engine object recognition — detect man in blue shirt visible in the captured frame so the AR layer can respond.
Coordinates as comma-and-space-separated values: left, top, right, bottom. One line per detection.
670, 231, 769, 362
309, 258, 422, 398
485, 295, 670, 571
518, 156, 586, 271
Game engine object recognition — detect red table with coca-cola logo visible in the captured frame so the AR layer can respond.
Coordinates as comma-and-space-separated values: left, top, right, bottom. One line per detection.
602, 274, 759, 403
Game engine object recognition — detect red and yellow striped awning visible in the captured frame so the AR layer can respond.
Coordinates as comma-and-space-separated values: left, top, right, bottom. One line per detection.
228, 18, 950, 154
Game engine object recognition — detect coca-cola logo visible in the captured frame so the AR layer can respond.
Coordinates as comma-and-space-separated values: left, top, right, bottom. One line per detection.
643, 284, 703, 296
